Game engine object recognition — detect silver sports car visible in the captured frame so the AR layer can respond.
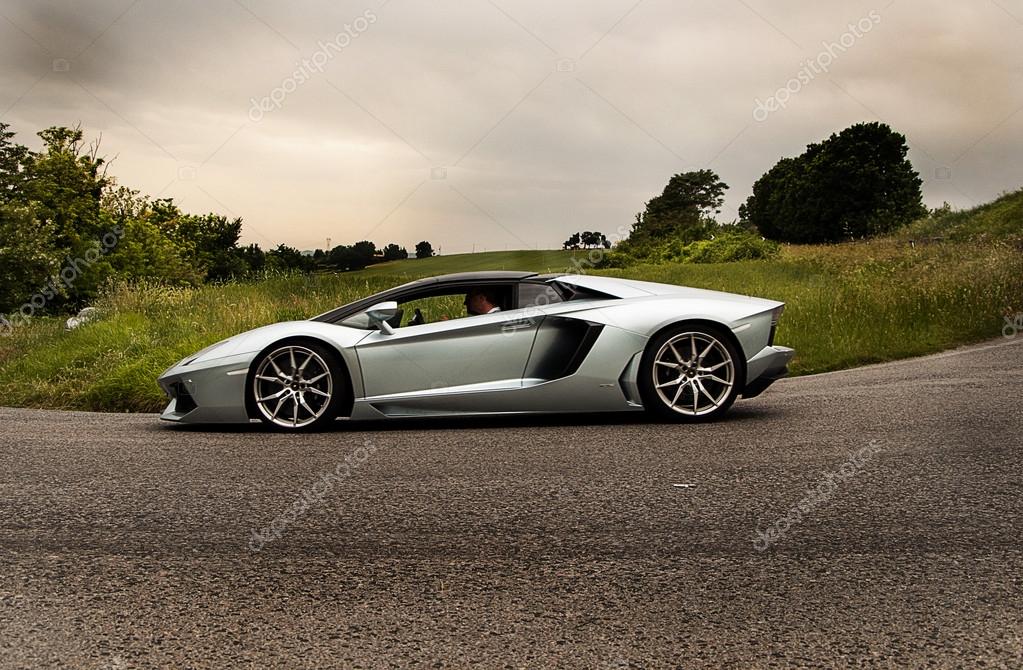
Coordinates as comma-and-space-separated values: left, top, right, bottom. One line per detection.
158, 271, 793, 430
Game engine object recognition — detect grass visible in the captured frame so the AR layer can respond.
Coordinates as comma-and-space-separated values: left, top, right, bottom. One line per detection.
1, 191, 1021, 413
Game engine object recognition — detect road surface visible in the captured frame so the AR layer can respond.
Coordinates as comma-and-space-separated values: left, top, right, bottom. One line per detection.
1, 338, 1021, 668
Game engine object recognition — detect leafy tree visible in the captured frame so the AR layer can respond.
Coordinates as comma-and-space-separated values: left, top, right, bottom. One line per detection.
415, 240, 434, 258
625, 170, 727, 250
382, 243, 408, 260
565, 231, 611, 249
740, 122, 926, 243
106, 216, 202, 285
149, 197, 183, 230
24, 126, 110, 250
328, 241, 377, 271
237, 244, 267, 274
101, 184, 149, 222
266, 244, 312, 273
351, 240, 376, 260
19, 126, 116, 305
169, 212, 250, 281
0, 122, 29, 204
0, 204, 61, 315
97, 184, 197, 285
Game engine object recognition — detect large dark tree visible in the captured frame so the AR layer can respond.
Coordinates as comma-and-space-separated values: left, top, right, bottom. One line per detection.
415, 240, 434, 259
382, 243, 408, 261
236, 243, 267, 274
740, 122, 926, 243
627, 169, 727, 248
266, 244, 312, 273
328, 240, 376, 271
171, 213, 249, 281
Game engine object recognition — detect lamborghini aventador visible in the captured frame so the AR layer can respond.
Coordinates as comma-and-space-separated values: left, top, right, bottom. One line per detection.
157, 271, 793, 429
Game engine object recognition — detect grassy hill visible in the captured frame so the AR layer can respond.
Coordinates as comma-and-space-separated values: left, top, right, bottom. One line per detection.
899, 188, 1023, 242
1, 190, 1021, 413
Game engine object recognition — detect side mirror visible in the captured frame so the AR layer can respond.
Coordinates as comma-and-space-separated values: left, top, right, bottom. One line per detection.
366, 301, 400, 335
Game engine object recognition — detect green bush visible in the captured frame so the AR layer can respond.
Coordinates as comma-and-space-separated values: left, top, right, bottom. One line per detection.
619, 228, 780, 266
685, 230, 781, 263
592, 250, 637, 269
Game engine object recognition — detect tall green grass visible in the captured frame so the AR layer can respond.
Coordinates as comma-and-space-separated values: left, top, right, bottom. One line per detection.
1, 194, 1021, 413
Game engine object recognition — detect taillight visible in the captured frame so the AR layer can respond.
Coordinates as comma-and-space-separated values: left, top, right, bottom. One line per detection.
769, 305, 784, 346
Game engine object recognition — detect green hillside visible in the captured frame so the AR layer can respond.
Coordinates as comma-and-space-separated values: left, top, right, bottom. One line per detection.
900, 188, 1023, 241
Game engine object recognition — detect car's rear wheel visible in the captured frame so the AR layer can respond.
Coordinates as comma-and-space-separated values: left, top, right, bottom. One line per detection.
250, 342, 345, 430
639, 325, 741, 422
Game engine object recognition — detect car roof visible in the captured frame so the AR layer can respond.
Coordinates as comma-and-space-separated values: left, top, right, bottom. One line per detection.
431, 270, 542, 283
382, 270, 547, 292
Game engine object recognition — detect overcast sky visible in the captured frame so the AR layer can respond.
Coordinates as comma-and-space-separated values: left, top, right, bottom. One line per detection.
2, 0, 1021, 253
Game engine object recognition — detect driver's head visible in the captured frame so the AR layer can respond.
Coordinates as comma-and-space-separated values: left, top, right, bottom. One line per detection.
465, 288, 498, 315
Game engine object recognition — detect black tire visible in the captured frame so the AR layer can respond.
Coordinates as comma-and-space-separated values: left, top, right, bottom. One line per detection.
248, 340, 348, 431
638, 323, 742, 422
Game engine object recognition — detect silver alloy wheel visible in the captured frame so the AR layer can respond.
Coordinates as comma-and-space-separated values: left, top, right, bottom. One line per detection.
652, 331, 735, 416
252, 345, 333, 428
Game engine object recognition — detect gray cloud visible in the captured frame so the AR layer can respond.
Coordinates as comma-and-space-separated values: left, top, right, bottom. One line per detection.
1, 0, 1021, 252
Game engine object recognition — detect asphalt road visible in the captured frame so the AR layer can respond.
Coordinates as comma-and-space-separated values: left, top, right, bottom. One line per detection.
1, 338, 1022, 669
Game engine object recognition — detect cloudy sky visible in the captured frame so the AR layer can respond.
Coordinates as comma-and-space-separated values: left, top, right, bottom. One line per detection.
2, 0, 1021, 253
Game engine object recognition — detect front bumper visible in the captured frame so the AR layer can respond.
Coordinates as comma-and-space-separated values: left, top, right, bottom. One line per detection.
742, 345, 794, 399
157, 351, 257, 424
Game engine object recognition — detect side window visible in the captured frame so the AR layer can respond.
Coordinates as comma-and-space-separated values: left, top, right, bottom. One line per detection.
399, 294, 465, 325
391, 284, 519, 327
518, 282, 563, 310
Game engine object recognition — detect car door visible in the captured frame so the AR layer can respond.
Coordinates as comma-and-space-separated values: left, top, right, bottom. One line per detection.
354, 308, 541, 398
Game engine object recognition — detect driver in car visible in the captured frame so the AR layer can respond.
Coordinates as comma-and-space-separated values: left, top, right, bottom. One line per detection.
464, 287, 501, 316
413, 287, 502, 326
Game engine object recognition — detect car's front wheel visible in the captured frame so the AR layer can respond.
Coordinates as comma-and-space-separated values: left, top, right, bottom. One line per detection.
639, 325, 742, 422
249, 342, 345, 430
